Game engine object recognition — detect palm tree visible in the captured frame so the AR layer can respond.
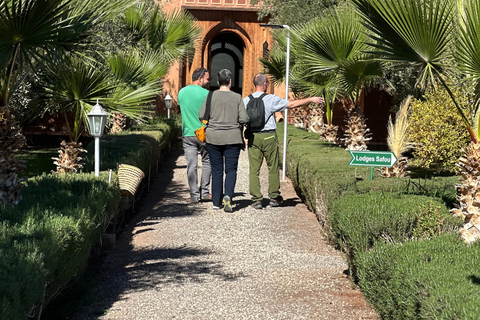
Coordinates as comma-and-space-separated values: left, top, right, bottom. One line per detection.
352, 0, 480, 242
292, 7, 382, 146
39, 49, 166, 173
103, 4, 201, 132
0, 0, 135, 205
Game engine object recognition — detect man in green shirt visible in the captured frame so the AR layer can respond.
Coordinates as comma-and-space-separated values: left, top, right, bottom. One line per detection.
177, 68, 212, 203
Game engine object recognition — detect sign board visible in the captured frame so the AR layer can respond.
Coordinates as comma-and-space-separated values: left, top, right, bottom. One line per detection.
348, 151, 397, 167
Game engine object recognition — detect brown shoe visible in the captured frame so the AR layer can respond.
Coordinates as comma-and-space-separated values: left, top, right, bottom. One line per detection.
200, 194, 212, 202
189, 197, 200, 203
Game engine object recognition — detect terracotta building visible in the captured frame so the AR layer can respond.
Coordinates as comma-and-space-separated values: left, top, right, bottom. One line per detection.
160, 0, 286, 115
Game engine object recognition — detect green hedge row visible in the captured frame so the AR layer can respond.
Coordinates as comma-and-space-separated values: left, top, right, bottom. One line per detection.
84, 116, 178, 173
281, 125, 478, 320
0, 116, 178, 319
0, 173, 120, 320
357, 234, 480, 319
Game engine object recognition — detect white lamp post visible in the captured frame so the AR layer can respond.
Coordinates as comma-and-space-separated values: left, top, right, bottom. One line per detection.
260, 24, 290, 180
164, 93, 172, 119
87, 100, 108, 177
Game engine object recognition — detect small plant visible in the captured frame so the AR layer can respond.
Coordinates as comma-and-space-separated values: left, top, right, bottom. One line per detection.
381, 96, 412, 178
413, 202, 446, 239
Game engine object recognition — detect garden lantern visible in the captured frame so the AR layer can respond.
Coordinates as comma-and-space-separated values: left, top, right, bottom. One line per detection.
87, 100, 107, 177
260, 24, 290, 180
164, 93, 172, 119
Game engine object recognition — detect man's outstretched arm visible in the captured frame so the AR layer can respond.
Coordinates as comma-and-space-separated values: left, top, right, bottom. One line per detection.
287, 97, 324, 109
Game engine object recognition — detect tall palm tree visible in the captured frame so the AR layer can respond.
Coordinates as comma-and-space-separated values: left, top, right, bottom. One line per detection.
0, 0, 134, 205
352, 0, 480, 242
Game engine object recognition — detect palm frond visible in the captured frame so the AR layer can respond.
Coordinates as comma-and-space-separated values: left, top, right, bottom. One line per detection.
353, 0, 477, 141
352, 0, 455, 87
108, 48, 168, 88
291, 6, 382, 103
456, 0, 480, 102
124, 5, 201, 63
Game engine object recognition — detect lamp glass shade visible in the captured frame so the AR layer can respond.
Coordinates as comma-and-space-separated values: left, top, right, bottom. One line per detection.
87, 102, 107, 137
164, 94, 172, 109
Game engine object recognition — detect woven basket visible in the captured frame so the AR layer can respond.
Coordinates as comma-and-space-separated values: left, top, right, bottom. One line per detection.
118, 164, 145, 197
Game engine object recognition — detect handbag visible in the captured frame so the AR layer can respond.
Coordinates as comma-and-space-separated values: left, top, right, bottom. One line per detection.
195, 91, 213, 143
195, 120, 207, 142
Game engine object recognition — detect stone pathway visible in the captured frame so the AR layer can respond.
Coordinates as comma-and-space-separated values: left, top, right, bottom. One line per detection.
72, 149, 377, 320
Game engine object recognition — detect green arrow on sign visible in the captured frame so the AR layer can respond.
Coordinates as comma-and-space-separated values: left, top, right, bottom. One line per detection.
348, 151, 397, 167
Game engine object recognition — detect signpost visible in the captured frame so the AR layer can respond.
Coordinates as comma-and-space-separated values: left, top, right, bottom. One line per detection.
348, 151, 397, 180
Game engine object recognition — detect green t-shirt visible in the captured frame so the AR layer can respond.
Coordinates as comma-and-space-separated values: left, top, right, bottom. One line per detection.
177, 85, 209, 137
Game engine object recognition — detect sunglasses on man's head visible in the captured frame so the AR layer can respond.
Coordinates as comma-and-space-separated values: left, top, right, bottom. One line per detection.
199, 68, 209, 80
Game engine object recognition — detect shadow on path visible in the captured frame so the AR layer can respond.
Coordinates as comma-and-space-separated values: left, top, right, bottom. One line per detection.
45, 149, 243, 320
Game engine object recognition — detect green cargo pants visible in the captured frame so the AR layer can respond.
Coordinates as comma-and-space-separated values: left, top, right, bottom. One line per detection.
247, 131, 281, 202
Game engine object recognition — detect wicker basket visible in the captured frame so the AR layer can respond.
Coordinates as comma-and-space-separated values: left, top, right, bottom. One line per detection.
118, 164, 145, 197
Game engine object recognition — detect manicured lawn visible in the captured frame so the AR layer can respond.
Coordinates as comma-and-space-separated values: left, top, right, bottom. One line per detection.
16, 148, 58, 177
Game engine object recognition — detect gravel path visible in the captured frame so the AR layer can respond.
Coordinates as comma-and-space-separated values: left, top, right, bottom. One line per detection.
72, 148, 377, 320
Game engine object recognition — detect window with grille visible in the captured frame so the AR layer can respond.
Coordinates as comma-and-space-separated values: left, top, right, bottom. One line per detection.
209, 32, 244, 95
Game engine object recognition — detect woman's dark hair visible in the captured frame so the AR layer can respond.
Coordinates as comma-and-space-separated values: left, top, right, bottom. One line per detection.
217, 69, 232, 86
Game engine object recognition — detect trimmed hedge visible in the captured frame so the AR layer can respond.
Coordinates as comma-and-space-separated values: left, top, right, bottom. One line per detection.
330, 192, 462, 279
84, 117, 176, 173
0, 172, 120, 319
280, 124, 475, 320
357, 234, 480, 319
0, 117, 179, 319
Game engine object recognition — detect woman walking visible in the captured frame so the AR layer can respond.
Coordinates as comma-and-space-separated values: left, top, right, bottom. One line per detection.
199, 69, 249, 212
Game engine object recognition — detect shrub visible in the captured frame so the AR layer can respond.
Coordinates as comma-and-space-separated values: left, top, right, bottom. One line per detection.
356, 234, 480, 319
84, 126, 173, 173
408, 87, 470, 172
329, 192, 462, 278
0, 172, 120, 319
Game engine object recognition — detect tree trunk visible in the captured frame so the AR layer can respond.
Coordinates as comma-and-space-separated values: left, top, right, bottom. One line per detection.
0, 107, 26, 205
52, 140, 87, 174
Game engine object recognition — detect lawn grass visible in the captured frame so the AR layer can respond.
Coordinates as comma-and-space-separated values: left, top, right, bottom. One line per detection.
16, 148, 58, 177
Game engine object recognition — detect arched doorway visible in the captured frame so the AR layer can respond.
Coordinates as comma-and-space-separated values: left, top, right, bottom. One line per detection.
208, 32, 244, 95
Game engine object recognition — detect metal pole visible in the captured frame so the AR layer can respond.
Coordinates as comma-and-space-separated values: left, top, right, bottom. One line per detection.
167, 109, 170, 119
282, 25, 290, 180
94, 137, 100, 177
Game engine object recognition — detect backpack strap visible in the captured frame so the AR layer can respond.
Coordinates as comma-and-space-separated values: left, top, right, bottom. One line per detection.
257, 93, 273, 123
248, 93, 266, 102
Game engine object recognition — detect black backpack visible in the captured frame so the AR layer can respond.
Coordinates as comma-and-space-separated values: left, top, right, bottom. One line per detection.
246, 93, 268, 131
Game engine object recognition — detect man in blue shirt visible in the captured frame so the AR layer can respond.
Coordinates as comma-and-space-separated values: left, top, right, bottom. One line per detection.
243, 73, 324, 209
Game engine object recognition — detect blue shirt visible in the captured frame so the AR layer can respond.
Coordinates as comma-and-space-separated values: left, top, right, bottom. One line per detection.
243, 92, 288, 131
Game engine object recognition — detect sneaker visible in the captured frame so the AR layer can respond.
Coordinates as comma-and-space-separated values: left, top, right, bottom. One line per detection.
269, 195, 283, 207
252, 200, 263, 210
213, 205, 220, 210
223, 196, 233, 212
